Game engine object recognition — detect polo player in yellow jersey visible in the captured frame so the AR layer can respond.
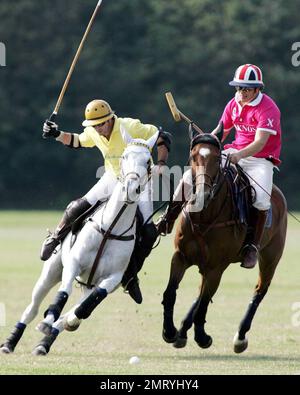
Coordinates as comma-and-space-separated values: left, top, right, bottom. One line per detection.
41, 99, 171, 304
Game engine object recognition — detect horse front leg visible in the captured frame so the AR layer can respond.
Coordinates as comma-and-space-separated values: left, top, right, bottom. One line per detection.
162, 250, 188, 344
233, 243, 281, 353
64, 271, 124, 331
193, 267, 224, 349
0, 254, 62, 354
36, 259, 80, 336
174, 298, 199, 348
32, 288, 91, 356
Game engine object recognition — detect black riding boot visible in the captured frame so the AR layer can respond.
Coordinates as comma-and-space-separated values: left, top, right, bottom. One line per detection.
156, 200, 183, 235
40, 198, 92, 261
241, 209, 268, 269
122, 223, 158, 304
156, 178, 187, 235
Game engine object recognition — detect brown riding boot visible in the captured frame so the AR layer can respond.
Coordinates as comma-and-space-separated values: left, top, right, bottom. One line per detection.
40, 198, 92, 261
241, 209, 268, 269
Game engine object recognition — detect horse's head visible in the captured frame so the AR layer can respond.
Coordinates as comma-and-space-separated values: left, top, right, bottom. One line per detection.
189, 123, 223, 211
120, 124, 159, 204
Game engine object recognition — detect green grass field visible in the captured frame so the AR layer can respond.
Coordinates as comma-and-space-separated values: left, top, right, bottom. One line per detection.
0, 211, 299, 375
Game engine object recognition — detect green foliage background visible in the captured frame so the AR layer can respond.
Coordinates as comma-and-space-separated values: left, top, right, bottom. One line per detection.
0, 0, 299, 209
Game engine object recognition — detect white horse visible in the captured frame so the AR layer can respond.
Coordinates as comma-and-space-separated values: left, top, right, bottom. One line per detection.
0, 126, 158, 355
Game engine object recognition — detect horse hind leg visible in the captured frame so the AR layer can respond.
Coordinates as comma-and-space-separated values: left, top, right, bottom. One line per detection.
233, 238, 283, 354
37, 260, 80, 335
0, 323, 26, 354
0, 255, 62, 354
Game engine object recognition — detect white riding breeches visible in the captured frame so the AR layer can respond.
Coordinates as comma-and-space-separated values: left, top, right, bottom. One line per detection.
84, 171, 154, 224
222, 148, 274, 210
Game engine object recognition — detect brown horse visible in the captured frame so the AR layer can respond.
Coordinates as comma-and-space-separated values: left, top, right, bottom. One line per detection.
162, 125, 287, 353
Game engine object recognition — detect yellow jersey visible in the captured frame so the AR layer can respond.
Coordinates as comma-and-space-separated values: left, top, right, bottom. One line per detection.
79, 117, 157, 176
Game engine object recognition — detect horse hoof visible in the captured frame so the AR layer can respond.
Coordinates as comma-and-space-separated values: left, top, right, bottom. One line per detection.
63, 315, 81, 332
36, 322, 52, 336
0, 345, 12, 354
32, 345, 47, 356
195, 335, 213, 349
233, 332, 248, 354
173, 336, 187, 349
162, 328, 178, 344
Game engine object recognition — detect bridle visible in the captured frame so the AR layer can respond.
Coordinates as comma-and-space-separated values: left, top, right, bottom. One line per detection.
119, 146, 152, 204
190, 144, 229, 207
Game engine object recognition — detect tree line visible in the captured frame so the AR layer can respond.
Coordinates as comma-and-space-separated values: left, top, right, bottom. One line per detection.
0, 0, 299, 209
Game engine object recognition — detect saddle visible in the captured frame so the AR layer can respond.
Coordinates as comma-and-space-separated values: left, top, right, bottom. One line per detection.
225, 164, 254, 226
225, 164, 272, 228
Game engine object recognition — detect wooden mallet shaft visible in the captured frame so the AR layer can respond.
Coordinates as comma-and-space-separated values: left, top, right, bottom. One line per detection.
50, 0, 103, 121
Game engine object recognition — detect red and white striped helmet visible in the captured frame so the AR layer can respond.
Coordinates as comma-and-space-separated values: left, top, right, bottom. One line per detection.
229, 64, 264, 88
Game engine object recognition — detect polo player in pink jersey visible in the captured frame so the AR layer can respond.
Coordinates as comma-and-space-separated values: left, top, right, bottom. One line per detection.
220, 64, 281, 268
157, 64, 281, 270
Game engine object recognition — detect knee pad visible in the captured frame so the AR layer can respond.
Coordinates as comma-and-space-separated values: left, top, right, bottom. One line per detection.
65, 198, 91, 223
75, 288, 107, 320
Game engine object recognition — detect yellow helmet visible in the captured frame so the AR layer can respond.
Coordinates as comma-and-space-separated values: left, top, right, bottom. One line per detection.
82, 99, 115, 127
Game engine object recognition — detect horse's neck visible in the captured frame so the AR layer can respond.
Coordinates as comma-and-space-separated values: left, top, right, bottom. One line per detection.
94, 183, 137, 233
190, 175, 230, 222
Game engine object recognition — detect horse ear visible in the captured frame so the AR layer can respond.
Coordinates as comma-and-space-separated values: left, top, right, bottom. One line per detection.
211, 122, 224, 142
146, 130, 160, 149
120, 123, 133, 145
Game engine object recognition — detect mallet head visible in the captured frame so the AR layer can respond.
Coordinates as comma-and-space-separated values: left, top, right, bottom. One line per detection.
165, 92, 181, 122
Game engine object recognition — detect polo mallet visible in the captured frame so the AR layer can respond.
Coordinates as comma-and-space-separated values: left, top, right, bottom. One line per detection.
165, 92, 204, 135
48, 0, 103, 123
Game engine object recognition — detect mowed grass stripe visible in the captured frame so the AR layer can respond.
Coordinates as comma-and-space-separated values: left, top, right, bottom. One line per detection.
0, 211, 299, 375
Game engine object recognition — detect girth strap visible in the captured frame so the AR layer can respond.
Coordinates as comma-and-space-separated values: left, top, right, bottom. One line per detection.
88, 218, 135, 241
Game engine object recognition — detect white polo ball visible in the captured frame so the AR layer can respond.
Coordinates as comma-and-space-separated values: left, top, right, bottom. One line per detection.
129, 356, 140, 365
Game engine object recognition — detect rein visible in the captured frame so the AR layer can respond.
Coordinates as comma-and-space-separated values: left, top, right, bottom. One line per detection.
186, 150, 235, 235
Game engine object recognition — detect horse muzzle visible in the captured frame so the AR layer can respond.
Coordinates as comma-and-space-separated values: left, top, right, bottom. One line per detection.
122, 178, 141, 204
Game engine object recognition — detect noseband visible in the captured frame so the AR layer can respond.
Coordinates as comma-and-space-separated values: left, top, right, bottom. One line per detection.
119, 154, 152, 204
192, 157, 224, 204
190, 134, 226, 204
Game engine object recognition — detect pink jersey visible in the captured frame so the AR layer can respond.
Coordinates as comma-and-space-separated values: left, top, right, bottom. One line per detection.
221, 92, 282, 165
